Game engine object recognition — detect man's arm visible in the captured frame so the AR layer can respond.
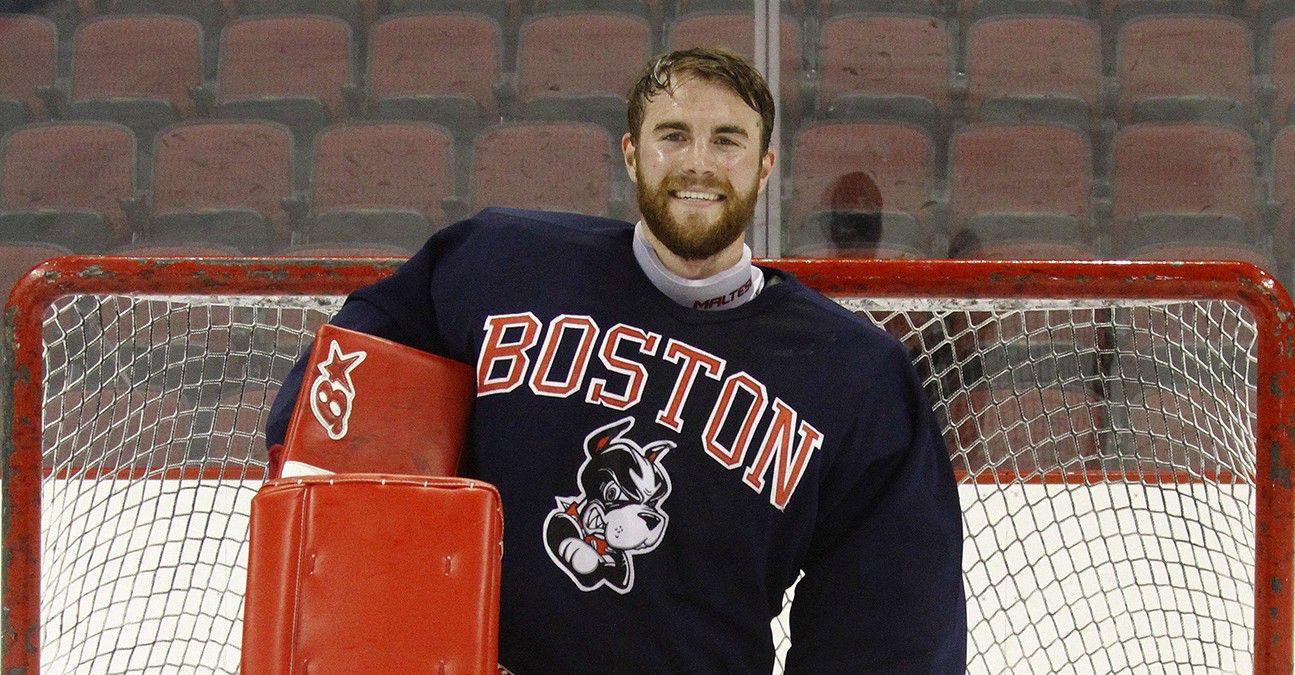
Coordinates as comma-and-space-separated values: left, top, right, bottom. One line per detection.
785, 341, 966, 674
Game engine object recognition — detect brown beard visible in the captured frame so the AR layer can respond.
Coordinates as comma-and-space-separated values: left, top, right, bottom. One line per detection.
635, 160, 759, 261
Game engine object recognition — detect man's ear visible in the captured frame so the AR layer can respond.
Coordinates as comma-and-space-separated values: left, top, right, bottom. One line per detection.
758, 148, 776, 191
621, 133, 638, 184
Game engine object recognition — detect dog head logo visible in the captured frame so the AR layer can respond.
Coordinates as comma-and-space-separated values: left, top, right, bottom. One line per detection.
309, 339, 367, 440
543, 416, 674, 593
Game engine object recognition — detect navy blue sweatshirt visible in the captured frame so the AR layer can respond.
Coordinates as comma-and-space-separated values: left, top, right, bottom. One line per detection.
266, 209, 966, 673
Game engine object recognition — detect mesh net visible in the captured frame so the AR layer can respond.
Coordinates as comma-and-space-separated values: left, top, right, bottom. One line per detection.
26, 290, 1261, 672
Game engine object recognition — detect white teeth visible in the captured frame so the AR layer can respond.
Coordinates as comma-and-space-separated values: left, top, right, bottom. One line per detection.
675, 190, 721, 201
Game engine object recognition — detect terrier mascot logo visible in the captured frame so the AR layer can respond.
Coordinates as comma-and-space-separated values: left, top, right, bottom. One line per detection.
309, 339, 367, 440
544, 417, 674, 593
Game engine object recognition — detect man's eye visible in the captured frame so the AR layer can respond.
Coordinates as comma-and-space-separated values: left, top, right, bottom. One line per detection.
663, 132, 685, 141
716, 137, 738, 146
603, 484, 623, 501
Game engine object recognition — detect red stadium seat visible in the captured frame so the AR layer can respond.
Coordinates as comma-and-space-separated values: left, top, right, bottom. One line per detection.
1270, 18, 1295, 125
0, 242, 71, 294
113, 243, 243, 256
949, 123, 1093, 254
213, 16, 354, 145
384, 0, 517, 24
277, 243, 415, 257
103, 0, 223, 41
470, 122, 616, 217
788, 122, 935, 250
947, 385, 1105, 479
965, 15, 1100, 124
516, 12, 651, 131
234, 0, 361, 28
65, 15, 203, 161
1103, 0, 1232, 24
148, 121, 295, 250
1115, 15, 1255, 124
1111, 123, 1257, 258
366, 13, 502, 134
0, 15, 56, 131
307, 122, 456, 248
817, 13, 949, 127
1272, 126, 1295, 244
0, 122, 136, 250
1130, 242, 1276, 270
666, 11, 803, 120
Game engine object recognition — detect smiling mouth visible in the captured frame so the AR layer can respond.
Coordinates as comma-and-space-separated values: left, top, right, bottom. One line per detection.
670, 190, 725, 203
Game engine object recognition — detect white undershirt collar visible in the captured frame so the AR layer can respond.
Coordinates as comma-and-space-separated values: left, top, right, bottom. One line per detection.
632, 221, 764, 311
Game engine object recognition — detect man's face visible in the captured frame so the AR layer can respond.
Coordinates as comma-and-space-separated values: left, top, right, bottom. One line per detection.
623, 76, 775, 261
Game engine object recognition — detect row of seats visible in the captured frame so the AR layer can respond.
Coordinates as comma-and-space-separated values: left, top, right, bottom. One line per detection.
0, 120, 621, 251
7, 10, 1295, 143
2, 119, 1291, 262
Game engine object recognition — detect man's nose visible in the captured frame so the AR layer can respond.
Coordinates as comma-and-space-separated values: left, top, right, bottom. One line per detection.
681, 140, 717, 175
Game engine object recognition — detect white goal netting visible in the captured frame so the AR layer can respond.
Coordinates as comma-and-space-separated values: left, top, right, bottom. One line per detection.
6, 260, 1289, 673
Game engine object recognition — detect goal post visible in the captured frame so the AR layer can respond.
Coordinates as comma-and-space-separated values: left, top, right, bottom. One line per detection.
4, 256, 1293, 672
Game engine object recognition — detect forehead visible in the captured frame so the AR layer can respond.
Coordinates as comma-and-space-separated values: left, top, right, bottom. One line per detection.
640, 75, 761, 133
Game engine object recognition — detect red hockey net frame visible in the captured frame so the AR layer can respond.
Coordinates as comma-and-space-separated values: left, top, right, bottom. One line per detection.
3, 256, 1294, 672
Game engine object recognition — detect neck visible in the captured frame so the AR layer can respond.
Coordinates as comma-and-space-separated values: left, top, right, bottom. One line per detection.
632, 222, 764, 311
640, 223, 747, 280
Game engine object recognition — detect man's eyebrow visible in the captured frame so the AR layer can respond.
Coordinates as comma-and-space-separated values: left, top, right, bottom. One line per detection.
651, 121, 751, 137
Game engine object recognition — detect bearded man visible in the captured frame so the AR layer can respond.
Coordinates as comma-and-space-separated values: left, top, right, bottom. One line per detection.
267, 47, 966, 673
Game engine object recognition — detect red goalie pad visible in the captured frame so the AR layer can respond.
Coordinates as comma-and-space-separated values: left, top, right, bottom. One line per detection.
277, 323, 475, 477
241, 474, 503, 673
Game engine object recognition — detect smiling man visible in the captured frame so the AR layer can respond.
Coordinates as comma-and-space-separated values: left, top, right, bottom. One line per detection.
267, 48, 966, 673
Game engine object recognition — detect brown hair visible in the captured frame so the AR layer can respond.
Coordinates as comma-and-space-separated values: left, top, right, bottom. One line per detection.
627, 47, 776, 155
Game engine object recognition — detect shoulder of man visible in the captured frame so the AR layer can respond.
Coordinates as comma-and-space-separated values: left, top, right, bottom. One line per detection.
764, 265, 902, 360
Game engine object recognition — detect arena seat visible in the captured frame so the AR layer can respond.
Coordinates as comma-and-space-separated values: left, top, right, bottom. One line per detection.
61, 15, 203, 179
1129, 242, 1277, 270
786, 211, 934, 259
1103, 0, 1232, 25
277, 243, 415, 257
42, 388, 189, 472
948, 236, 1099, 260
0, 15, 56, 133
964, 14, 1100, 126
960, 0, 1089, 17
533, 0, 654, 17
1268, 17, 1295, 125
112, 243, 243, 256
233, 0, 362, 30
383, 0, 517, 25
0, 122, 135, 251
102, 0, 223, 45
515, 12, 651, 132
0, 242, 71, 294
789, 122, 935, 240
1111, 122, 1258, 258
665, 10, 803, 121
947, 384, 1105, 479
210, 16, 354, 150
821, 0, 942, 14
1115, 15, 1255, 125
366, 12, 502, 139
1272, 125, 1295, 245
470, 122, 616, 217
949, 123, 1092, 252
304, 122, 455, 249
145, 121, 294, 251
816, 13, 949, 131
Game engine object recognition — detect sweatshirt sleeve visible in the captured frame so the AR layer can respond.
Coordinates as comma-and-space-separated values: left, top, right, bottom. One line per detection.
784, 340, 966, 674
264, 225, 460, 448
